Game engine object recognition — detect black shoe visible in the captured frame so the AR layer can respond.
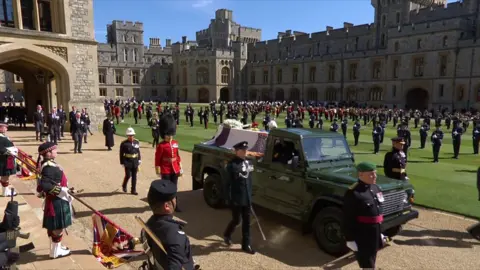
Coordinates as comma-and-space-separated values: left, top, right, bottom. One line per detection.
223, 237, 232, 246
122, 185, 127, 193
241, 245, 255, 254
78, 151, 83, 154
131, 191, 138, 195
74, 151, 77, 154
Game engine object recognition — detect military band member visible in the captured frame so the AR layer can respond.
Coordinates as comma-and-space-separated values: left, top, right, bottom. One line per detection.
397, 122, 411, 160
309, 113, 315, 129
353, 120, 361, 146
155, 114, 183, 212
120, 127, 141, 195
33, 105, 45, 142
431, 124, 444, 163
473, 123, 480, 155
102, 114, 116, 151
186, 104, 194, 127
372, 123, 382, 154
383, 137, 407, 181
341, 119, 348, 138
47, 107, 61, 145
149, 112, 161, 148
343, 162, 387, 269
419, 122, 430, 149
36, 142, 72, 259
330, 119, 339, 132
0, 121, 17, 197
452, 122, 464, 159
71, 112, 86, 154
145, 180, 195, 269
223, 141, 255, 255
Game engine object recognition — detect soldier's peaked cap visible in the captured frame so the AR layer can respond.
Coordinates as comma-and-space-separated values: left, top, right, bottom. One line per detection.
391, 137, 406, 144
38, 142, 57, 155
147, 180, 177, 207
233, 141, 248, 150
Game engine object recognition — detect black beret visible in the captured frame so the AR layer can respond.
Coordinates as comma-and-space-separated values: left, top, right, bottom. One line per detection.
391, 137, 405, 144
38, 142, 57, 155
233, 141, 248, 150
147, 180, 177, 207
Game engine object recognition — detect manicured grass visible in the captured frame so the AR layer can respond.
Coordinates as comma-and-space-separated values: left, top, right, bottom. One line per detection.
109, 104, 480, 219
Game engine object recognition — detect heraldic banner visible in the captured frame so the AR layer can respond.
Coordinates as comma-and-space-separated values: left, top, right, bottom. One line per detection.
16, 149, 38, 180
92, 212, 143, 268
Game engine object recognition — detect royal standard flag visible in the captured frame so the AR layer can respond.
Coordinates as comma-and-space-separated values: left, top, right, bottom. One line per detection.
16, 149, 38, 180
92, 212, 143, 268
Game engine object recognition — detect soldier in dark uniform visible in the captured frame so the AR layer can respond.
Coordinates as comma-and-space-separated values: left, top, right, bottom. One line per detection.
309, 113, 315, 129
431, 124, 444, 163
452, 121, 464, 159
343, 161, 387, 269
473, 123, 480, 155
33, 105, 45, 142
186, 104, 194, 127
18, 105, 26, 129
397, 122, 411, 160
316, 116, 323, 129
47, 107, 61, 145
383, 137, 407, 181
372, 123, 382, 154
35, 142, 72, 259
58, 105, 66, 138
119, 127, 141, 195
330, 119, 339, 132
285, 115, 292, 128
0, 121, 17, 197
341, 119, 348, 138
71, 112, 86, 154
202, 107, 209, 129
144, 180, 196, 270
149, 112, 160, 148
353, 120, 361, 146
223, 141, 255, 255
102, 113, 116, 151
68, 106, 76, 134
419, 122, 430, 149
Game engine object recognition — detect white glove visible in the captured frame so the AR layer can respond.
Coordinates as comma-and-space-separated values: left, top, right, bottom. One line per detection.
346, 241, 358, 251
454, 132, 458, 135
180, 169, 184, 175
138, 160, 142, 165
433, 135, 437, 138
58, 187, 73, 202
5, 146, 18, 156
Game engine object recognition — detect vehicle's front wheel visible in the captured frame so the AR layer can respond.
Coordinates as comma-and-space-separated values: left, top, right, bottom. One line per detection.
192, 177, 203, 190
383, 225, 402, 238
312, 206, 349, 256
203, 173, 225, 209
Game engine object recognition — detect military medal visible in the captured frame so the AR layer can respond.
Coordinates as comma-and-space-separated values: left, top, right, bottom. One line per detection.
377, 192, 385, 202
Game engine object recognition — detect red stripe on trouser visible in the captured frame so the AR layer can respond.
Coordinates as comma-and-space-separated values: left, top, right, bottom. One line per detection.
357, 215, 383, 224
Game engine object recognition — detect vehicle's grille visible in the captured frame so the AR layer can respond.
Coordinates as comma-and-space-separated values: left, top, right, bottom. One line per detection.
382, 190, 407, 216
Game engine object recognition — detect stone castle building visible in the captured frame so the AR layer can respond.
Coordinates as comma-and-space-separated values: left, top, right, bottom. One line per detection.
4, 1, 480, 110
0, 0, 102, 122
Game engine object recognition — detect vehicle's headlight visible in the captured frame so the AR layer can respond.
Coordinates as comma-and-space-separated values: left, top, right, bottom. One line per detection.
405, 189, 415, 204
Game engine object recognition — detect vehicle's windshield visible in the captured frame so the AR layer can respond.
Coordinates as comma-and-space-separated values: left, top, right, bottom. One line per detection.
303, 137, 351, 162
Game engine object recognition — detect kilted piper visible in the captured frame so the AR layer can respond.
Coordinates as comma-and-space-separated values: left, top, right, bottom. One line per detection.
36, 142, 73, 259
0, 121, 18, 197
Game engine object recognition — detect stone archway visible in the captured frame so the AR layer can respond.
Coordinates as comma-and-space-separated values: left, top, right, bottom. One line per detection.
275, 89, 284, 101
198, 88, 209, 103
0, 43, 71, 118
406, 88, 429, 110
220, 87, 229, 102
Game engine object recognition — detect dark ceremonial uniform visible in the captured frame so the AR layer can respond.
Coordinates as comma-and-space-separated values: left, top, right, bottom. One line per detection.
223, 141, 255, 254
431, 127, 444, 163
452, 125, 464, 159
71, 118, 86, 153
102, 118, 115, 150
330, 120, 339, 132
0, 133, 16, 177
343, 163, 384, 269
119, 139, 141, 194
372, 125, 382, 154
353, 121, 361, 146
341, 120, 348, 138
383, 137, 407, 180
149, 118, 160, 148
47, 112, 61, 145
419, 123, 430, 149
58, 109, 66, 137
473, 125, 480, 154
397, 124, 411, 160
144, 180, 194, 270
33, 110, 45, 141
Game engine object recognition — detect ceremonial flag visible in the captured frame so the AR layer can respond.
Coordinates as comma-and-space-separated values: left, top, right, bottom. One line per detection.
92, 212, 143, 268
16, 150, 38, 180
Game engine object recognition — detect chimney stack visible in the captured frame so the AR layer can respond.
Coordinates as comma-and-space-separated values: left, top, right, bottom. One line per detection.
149, 38, 160, 47
326, 26, 333, 31
344, 22, 353, 29
182, 36, 187, 44
166, 39, 172, 47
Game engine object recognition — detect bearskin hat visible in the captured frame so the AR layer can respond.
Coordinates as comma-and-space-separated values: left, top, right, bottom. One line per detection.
159, 113, 176, 139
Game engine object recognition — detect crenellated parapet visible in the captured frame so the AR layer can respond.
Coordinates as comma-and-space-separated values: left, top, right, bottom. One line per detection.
110, 20, 144, 30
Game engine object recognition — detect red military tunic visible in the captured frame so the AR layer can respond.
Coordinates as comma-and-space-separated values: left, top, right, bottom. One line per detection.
155, 140, 181, 174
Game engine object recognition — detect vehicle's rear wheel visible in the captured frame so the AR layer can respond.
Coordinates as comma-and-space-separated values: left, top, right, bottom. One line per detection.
203, 173, 225, 209
383, 225, 402, 238
312, 206, 349, 256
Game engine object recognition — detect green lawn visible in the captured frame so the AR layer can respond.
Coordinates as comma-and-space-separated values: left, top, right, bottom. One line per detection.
109, 104, 480, 219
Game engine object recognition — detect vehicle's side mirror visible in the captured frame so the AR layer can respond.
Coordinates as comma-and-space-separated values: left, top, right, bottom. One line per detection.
291, 156, 299, 169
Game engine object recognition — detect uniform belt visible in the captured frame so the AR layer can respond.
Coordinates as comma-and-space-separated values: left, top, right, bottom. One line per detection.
392, 168, 406, 173
163, 157, 176, 161
124, 154, 138, 158
357, 215, 383, 224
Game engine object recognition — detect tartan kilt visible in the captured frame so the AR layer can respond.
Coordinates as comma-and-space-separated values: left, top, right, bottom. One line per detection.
0, 156, 16, 177
43, 198, 72, 231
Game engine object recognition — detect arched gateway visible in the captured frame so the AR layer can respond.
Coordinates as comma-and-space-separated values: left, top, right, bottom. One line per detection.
406, 88, 429, 110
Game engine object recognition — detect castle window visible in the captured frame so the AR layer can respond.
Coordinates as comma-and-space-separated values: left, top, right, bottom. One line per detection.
355, 37, 359, 50
196, 67, 209, 84
263, 70, 269, 84
382, 15, 387, 27
394, 42, 399, 52
328, 65, 335, 82
167, 72, 172, 84
20, 0, 34, 30
326, 44, 330, 54
14, 75, 22, 83
380, 34, 386, 47
151, 89, 158, 97
372, 61, 381, 79
133, 88, 140, 99
132, 70, 140, 84
369, 87, 383, 101
440, 55, 447, 76
98, 69, 106, 84
38, 0, 52, 32
457, 86, 464, 101
442, 36, 448, 47
133, 49, 138, 62
316, 42, 320, 54
292, 67, 299, 83
115, 88, 124, 97
253, 53, 257, 62
250, 71, 256, 84
132, 36, 136, 43
414, 57, 424, 77
417, 39, 421, 49
309, 67, 316, 82
439, 84, 444, 97
393, 59, 399, 78
366, 40, 370, 49
396, 12, 400, 24
182, 68, 187, 85
326, 88, 336, 101
221, 67, 230, 84
349, 63, 357, 80
99, 88, 107, 97
123, 35, 127, 42
0, 0, 15, 27
123, 48, 128, 62
277, 69, 282, 83
392, 85, 396, 98
115, 69, 123, 84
